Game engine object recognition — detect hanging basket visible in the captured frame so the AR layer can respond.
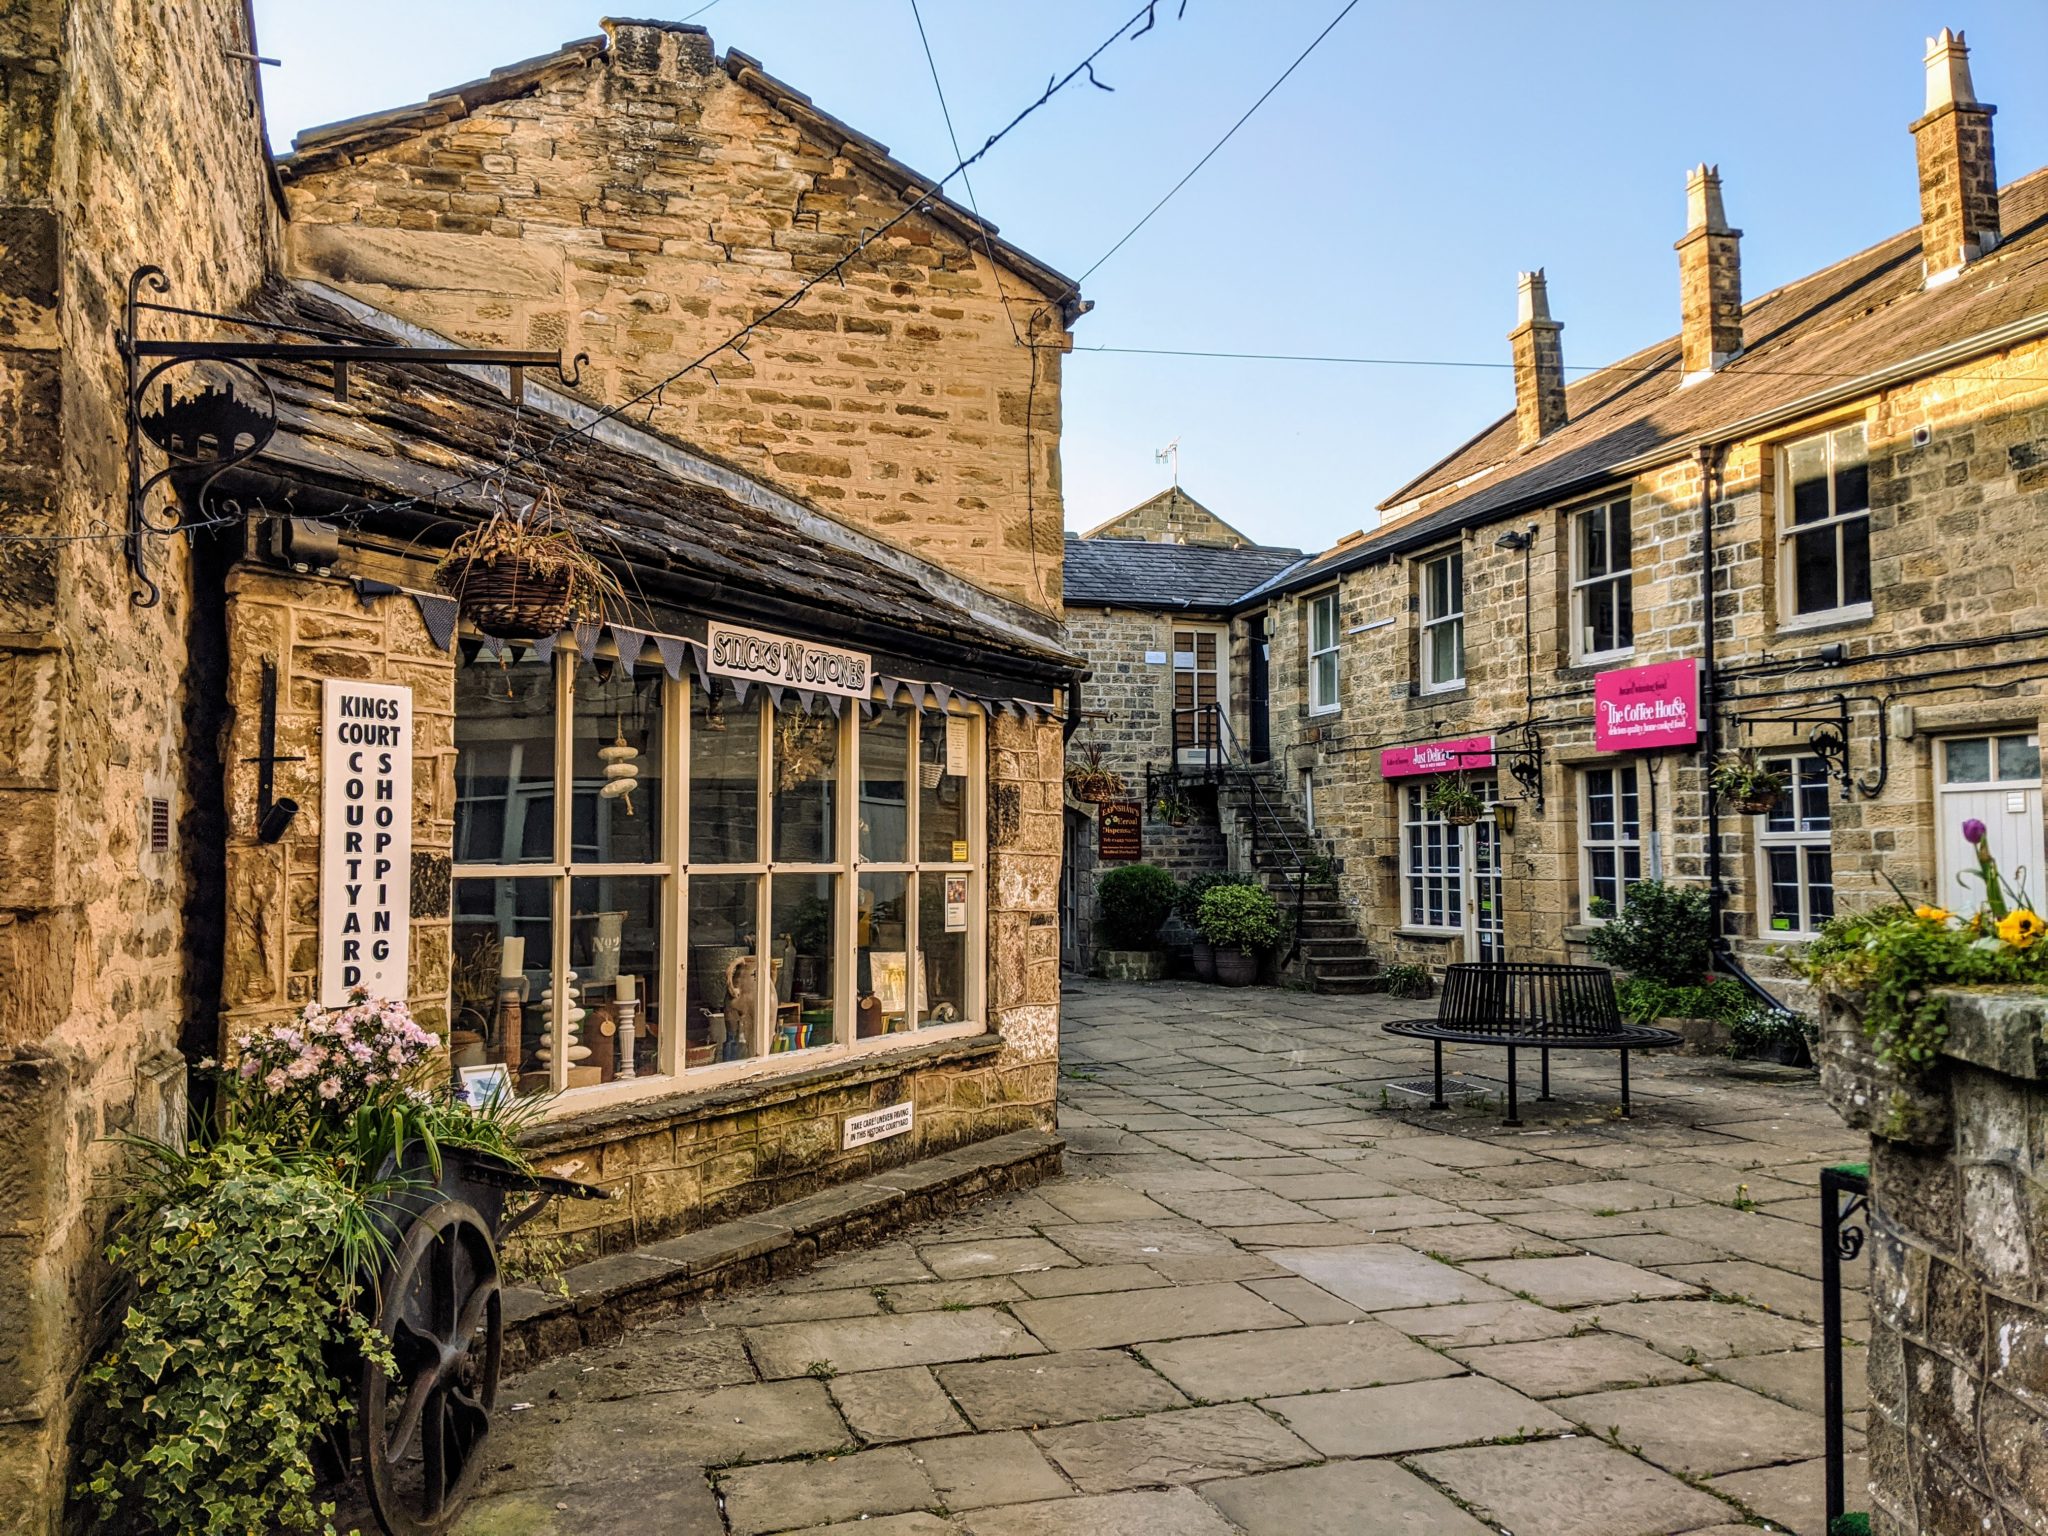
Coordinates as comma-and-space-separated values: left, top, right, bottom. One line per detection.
1730, 792, 1780, 816
440, 555, 574, 640
1442, 807, 1481, 826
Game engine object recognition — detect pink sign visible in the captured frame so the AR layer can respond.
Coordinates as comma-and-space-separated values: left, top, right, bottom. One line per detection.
1380, 735, 1495, 779
1595, 659, 1701, 751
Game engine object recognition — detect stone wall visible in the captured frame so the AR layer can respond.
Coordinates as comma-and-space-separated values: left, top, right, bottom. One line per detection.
0, 1, 278, 1524
1085, 489, 1248, 547
278, 19, 1071, 615
1259, 335, 2048, 994
1821, 988, 2048, 1532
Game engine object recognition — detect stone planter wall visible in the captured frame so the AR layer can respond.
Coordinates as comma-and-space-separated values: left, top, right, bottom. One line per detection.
1820, 987, 2048, 1533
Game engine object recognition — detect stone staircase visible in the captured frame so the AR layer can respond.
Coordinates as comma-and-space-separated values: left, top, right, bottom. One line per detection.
1217, 768, 1383, 995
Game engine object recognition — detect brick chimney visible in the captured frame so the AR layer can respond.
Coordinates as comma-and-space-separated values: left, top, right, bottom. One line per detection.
1676, 164, 1742, 380
1912, 28, 1999, 285
1508, 270, 1566, 448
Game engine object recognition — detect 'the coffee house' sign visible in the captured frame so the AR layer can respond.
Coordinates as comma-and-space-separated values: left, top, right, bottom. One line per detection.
320, 680, 413, 1004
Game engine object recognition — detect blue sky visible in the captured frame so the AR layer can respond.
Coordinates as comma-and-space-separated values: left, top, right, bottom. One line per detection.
254, 1, 2048, 555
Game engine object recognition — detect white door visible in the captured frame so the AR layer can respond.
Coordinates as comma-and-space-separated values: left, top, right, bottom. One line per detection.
1936, 732, 2043, 909
1172, 625, 1228, 766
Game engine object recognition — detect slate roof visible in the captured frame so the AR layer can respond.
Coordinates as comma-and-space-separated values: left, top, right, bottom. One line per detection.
218, 282, 1079, 683
1255, 164, 2048, 601
1062, 537, 1305, 611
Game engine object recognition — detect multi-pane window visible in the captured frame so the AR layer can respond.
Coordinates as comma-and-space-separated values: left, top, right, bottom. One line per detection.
1402, 781, 1465, 930
1172, 626, 1224, 753
1308, 591, 1340, 715
1780, 423, 1871, 620
1420, 549, 1465, 692
452, 646, 984, 1103
1571, 496, 1634, 661
1579, 764, 1643, 919
1758, 754, 1834, 935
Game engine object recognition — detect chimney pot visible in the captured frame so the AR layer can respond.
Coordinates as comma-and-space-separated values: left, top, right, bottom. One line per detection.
1508, 270, 1566, 447
1676, 164, 1742, 379
1913, 27, 2000, 283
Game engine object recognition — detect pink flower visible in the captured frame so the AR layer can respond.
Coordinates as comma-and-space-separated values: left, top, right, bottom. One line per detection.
264, 1070, 288, 1094
317, 1077, 341, 1100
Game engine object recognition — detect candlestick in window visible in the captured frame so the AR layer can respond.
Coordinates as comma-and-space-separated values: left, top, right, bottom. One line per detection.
614, 973, 638, 1080
599, 729, 639, 816
496, 935, 527, 1071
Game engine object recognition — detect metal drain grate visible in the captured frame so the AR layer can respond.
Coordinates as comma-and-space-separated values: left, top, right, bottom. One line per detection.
1383, 1073, 1502, 1101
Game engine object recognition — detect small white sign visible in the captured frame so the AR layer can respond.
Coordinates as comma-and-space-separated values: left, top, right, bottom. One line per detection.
843, 1101, 914, 1150
945, 714, 970, 777
943, 871, 969, 933
320, 680, 413, 1005
1143, 650, 1167, 665
706, 622, 870, 698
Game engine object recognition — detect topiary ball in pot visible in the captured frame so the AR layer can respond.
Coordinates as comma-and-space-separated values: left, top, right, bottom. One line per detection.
1095, 864, 1179, 951
1196, 883, 1286, 988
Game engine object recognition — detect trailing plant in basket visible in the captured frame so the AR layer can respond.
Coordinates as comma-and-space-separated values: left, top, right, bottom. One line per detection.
1064, 742, 1129, 804
1423, 775, 1484, 824
1196, 883, 1287, 953
1096, 864, 1178, 948
1709, 750, 1787, 811
436, 487, 623, 639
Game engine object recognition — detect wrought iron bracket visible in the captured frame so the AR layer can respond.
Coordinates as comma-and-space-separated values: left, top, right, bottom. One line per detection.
1501, 724, 1545, 813
118, 265, 589, 607
1724, 692, 1879, 799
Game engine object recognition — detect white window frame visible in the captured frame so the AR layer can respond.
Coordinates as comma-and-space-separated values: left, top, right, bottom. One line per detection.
1577, 763, 1643, 921
1400, 781, 1464, 933
1307, 589, 1340, 716
1777, 421, 1872, 627
1755, 753, 1834, 937
1418, 548, 1465, 694
1570, 494, 1634, 664
452, 648, 988, 1118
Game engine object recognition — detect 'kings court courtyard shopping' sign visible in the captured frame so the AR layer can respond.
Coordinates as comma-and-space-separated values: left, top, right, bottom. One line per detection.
319, 680, 414, 1004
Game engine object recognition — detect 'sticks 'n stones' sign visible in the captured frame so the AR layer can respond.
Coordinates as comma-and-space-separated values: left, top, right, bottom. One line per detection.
706, 622, 870, 699
320, 680, 413, 1005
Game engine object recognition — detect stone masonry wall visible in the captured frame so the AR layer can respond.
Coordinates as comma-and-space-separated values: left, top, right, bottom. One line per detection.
1261, 336, 2048, 995
278, 20, 1071, 615
1086, 490, 1248, 547
0, 2, 278, 1525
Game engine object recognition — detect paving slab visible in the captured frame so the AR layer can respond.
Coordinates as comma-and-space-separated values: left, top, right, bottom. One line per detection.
512, 1320, 756, 1402
716, 1446, 934, 1536
1138, 1319, 1462, 1400
1010, 1281, 1296, 1351
1411, 1434, 1739, 1536
1034, 1181, 1176, 1223
1303, 1195, 1486, 1230
1659, 1260, 1845, 1324
1242, 1275, 1369, 1323
1041, 1219, 1241, 1266
453, 1470, 725, 1536
1032, 1403, 1318, 1493
881, 1277, 1027, 1313
936, 1349, 1190, 1430
1711, 1453, 1866, 1535
954, 1488, 1240, 1536
1576, 1233, 1727, 1267
1711, 1346, 1866, 1415
911, 1430, 1072, 1510
748, 1309, 1046, 1378
1150, 1188, 1330, 1227
1450, 1332, 1706, 1397
1374, 1298, 1579, 1346
1593, 1298, 1823, 1360
1198, 1457, 1494, 1535
916, 1236, 1078, 1279
1246, 1171, 1406, 1201
1555, 1380, 1830, 1477
830, 1366, 971, 1443
1269, 1242, 1514, 1310
787, 1516, 960, 1536
1260, 1376, 1569, 1456
1215, 1221, 1379, 1248
1010, 1261, 1168, 1299
1539, 1179, 1702, 1212
1397, 1222, 1578, 1262
1466, 1254, 1699, 1307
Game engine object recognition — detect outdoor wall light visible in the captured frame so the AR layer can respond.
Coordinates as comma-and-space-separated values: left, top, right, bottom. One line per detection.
1494, 801, 1518, 836
257, 796, 300, 844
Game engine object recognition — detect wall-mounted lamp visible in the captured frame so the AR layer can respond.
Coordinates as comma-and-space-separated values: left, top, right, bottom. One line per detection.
1494, 524, 1538, 551
1493, 801, 1518, 837
257, 796, 300, 844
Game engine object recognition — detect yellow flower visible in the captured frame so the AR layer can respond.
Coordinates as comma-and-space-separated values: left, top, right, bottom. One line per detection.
1914, 905, 1953, 924
1996, 909, 2045, 949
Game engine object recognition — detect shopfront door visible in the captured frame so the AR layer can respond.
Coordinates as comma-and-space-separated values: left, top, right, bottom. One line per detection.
1172, 625, 1228, 767
1937, 732, 2043, 908
1470, 805, 1506, 962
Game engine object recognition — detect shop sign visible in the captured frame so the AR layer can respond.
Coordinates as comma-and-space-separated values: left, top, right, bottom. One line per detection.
1380, 735, 1495, 779
843, 1101, 914, 1149
1595, 658, 1701, 751
705, 622, 870, 698
1098, 800, 1143, 860
319, 680, 413, 1005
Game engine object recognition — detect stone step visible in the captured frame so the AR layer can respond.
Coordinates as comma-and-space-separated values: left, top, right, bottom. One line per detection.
1298, 935, 1372, 958
1313, 973, 1390, 995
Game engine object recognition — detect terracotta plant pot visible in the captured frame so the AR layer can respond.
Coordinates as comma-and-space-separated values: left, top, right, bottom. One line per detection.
1190, 938, 1216, 983
440, 554, 574, 640
1213, 946, 1258, 987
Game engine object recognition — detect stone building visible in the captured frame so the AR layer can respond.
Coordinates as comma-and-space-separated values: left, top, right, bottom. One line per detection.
1250, 28, 2048, 1013
1057, 494, 1302, 971
0, 12, 1078, 1527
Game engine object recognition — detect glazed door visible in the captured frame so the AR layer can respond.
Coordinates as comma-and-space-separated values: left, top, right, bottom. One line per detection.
1172, 625, 1228, 768
1936, 733, 2042, 909
1247, 614, 1271, 763
1469, 799, 1506, 963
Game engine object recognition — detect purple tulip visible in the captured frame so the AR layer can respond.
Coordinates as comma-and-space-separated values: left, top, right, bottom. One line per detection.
1962, 818, 1988, 846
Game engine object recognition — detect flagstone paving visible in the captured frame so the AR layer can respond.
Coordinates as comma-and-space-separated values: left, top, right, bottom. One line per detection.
453, 977, 1872, 1535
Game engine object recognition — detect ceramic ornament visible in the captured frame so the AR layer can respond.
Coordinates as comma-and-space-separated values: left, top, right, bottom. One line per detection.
599, 727, 640, 815
536, 970, 591, 1066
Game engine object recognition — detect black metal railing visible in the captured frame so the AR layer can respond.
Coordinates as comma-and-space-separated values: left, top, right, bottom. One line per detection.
1821, 1162, 1870, 1534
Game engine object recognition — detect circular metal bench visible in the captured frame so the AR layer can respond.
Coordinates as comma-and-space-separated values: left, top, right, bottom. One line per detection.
1383, 961, 1680, 1125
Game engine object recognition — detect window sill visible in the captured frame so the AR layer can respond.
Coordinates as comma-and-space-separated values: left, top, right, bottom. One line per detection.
1776, 604, 1873, 637
1393, 927, 1462, 943
1416, 682, 1467, 701
1308, 705, 1341, 719
1571, 649, 1635, 671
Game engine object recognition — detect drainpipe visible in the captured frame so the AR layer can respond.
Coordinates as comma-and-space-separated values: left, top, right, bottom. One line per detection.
1696, 443, 1796, 1019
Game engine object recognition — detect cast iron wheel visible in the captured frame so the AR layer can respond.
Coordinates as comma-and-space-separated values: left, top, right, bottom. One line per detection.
361, 1199, 502, 1536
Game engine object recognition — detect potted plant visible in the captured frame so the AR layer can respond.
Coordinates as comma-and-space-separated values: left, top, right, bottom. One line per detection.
1064, 743, 1129, 805
1095, 864, 1178, 971
1711, 750, 1788, 815
1196, 883, 1286, 987
1177, 871, 1247, 982
1151, 787, 1193, 827
437, 487, 620, 640
1424, 775, 1485, 826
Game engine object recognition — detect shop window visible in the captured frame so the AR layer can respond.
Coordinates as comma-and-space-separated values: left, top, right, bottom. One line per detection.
1578, 763, 1643, 920
1571, 496, 1633, 662
450, 649, 987, 1107
1401, 783, 1465, 930
1307, 590, 1339, 715
1757, 754, 1834, 935
1778, 423, 1871, 622
1419, 549, 1464, 693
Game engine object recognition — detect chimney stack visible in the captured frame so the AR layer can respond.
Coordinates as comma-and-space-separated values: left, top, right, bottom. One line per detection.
1509, 270, 1567, 448
1676, 164, 1742, 379
1913, 28, 1999, 285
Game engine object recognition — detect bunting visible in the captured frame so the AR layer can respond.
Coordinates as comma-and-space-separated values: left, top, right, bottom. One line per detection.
411, 592, 459, 651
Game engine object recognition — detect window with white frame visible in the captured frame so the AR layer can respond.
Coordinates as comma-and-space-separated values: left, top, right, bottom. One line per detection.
1571, 496, 1634, 661
1419, 549, 1464, 692
1578, 763, 1643, 919
1757, 754, 1834, 935
1401, 781, 1465, 930
1779, 422, 1871, 621
1308, 590, 1340, 715
452, 646, 984, 1104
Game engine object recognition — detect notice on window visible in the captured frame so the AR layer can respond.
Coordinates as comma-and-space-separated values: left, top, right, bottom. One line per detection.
843, 1101, 914, 1149
951, 839, 970, 864
944, 872, 969, 933
945, 714, 970, 777
319, 680, 413, 1005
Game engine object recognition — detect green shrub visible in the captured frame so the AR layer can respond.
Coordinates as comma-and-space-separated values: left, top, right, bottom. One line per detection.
1583, 880, 1713, 986
1196, 883, 1287, 952
1096, 864, 1179, 948
1382, 962, 1433, 1000
1176, 870, 1250, 926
